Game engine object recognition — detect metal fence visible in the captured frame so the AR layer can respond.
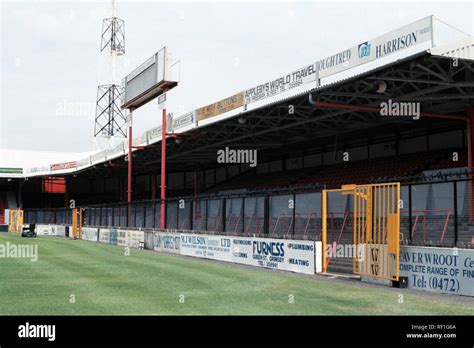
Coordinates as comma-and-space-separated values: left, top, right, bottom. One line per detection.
23, 179, 474, 247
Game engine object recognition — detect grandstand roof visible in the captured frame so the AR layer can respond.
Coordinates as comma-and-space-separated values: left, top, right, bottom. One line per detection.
2, 20, 473, 180
114, 52, 474, 173
14, 51, 472, 181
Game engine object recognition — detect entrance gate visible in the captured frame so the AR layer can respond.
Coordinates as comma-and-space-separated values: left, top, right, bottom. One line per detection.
8, 209, 24, 232
72, 208, 85, 239
322, 183, 400, 281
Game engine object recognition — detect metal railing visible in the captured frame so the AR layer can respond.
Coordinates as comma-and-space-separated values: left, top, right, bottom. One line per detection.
23, 178, 474, 247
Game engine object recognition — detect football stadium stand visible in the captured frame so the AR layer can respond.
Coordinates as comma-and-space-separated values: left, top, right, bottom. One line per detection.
1, 17, 474, 287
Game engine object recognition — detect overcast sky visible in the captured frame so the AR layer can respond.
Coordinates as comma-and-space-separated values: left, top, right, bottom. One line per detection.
0, 0, 473, 166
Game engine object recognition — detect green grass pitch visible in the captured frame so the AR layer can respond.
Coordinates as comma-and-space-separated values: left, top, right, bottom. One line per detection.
0, 233, 472, 315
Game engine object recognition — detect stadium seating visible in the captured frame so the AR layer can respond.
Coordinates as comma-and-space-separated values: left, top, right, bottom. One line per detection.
428, 149, 467, 170
208, 150, 466, 193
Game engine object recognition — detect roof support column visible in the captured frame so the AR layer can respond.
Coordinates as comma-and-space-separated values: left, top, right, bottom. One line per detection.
160, 108, 167, 230
127, 109, 133, 227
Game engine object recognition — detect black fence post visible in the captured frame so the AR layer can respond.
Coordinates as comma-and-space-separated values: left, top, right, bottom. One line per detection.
122, 204, 126, 227
163, 201, 167, 230
454, 181, 458, 247
264, 196, 269, 236
408, 184, 412, 243
205, 200, 208, 231
127, 203, 130, 228
188, 200, 192, 230
222, 198, 226, 233
241, 198, 245, 236
292, 193, 296, 237
132, 203, 135, 228
190, 200, 193, 231
176, 200, 180, 230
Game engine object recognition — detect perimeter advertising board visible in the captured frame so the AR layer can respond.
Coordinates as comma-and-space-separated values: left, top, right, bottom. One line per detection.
180, 233, 234, 262
117, 229, 128, 246
125, 230, 145, 249
50, 225, 66, 237
99, 228, 110, 244
35, 225, 53, 236
153, 232, 181, 254
177, 233, 315, 274
109, 228, 118, 245
399, 246, 474, 297
82, 227, 99, 242
232, 236, 316, 274
362, 245, 474, 297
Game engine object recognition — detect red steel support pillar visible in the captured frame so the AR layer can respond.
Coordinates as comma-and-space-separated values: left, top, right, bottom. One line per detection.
127, 109, 133, 227
160, 108, 167, 230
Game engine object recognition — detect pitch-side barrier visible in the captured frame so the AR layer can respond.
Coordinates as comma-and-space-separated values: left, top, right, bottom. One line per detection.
17, 223, 474, 296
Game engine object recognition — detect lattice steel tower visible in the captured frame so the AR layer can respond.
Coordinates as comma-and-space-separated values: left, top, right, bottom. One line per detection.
93, 0, 126, 149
